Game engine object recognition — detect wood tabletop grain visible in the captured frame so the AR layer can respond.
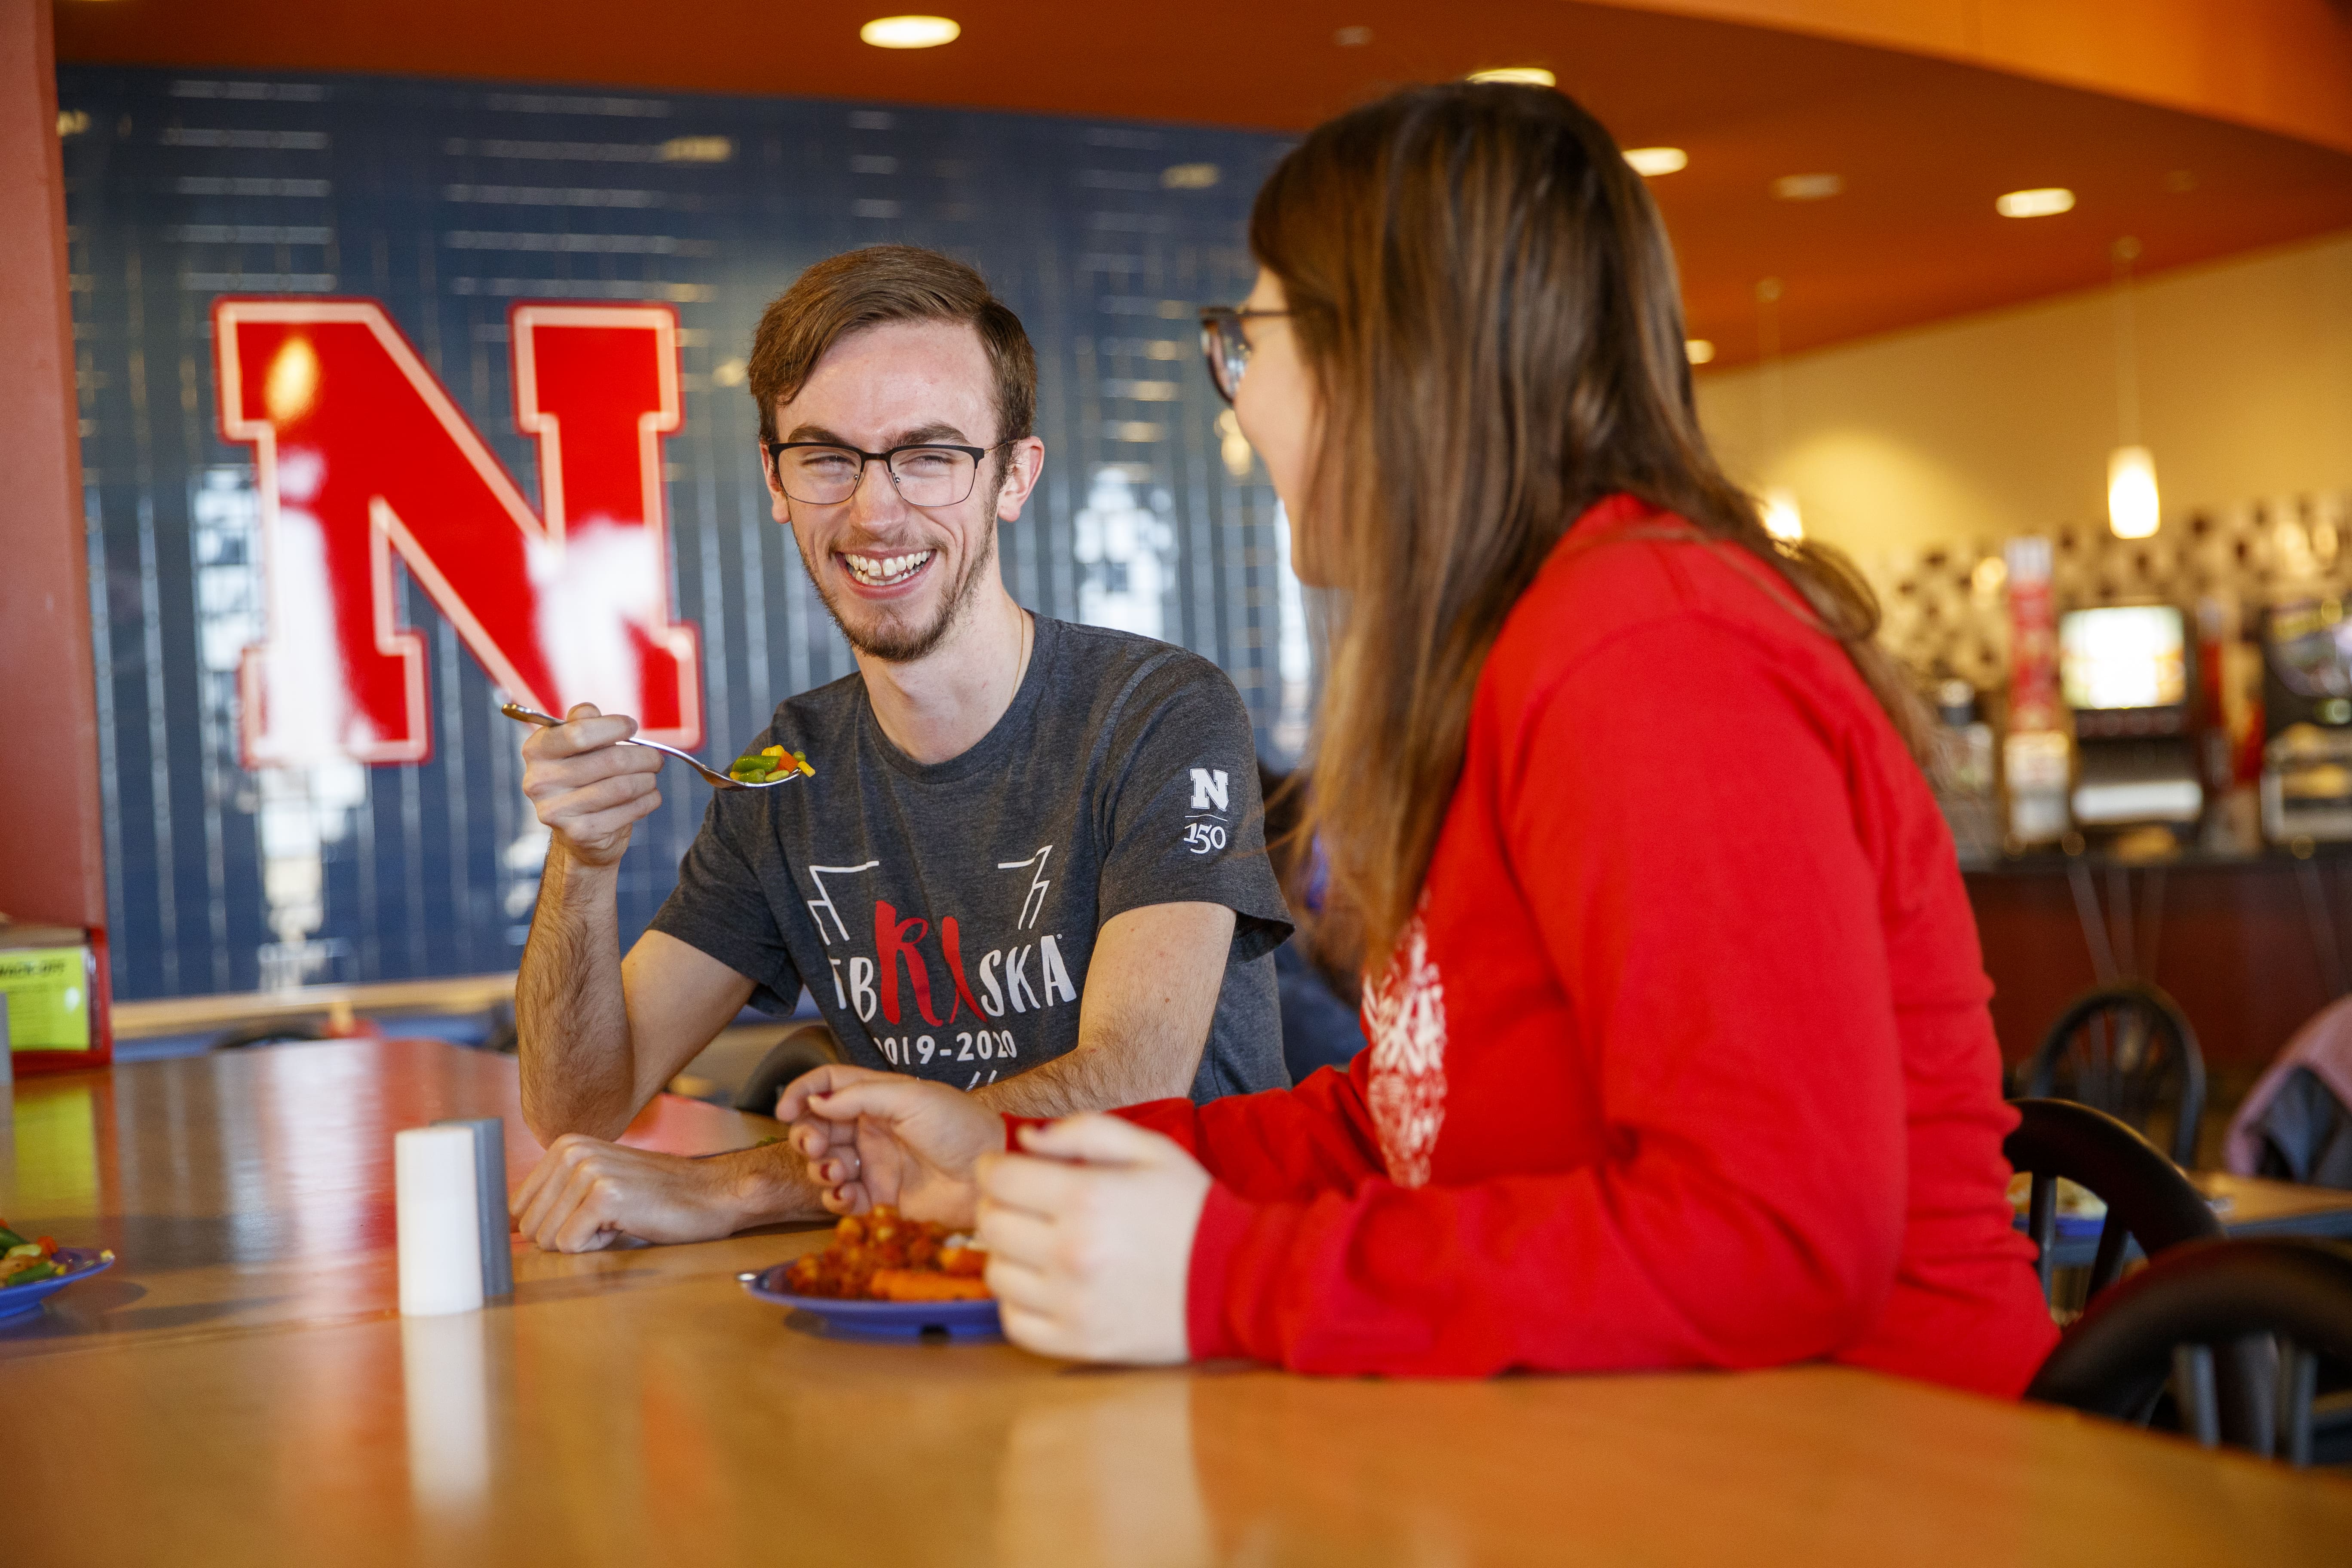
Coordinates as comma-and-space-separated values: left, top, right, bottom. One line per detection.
0, 1036, 798, 1356
5, 1039, 2349, 1567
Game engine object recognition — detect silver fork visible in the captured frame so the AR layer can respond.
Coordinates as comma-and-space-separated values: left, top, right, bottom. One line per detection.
499, 703, 810, 791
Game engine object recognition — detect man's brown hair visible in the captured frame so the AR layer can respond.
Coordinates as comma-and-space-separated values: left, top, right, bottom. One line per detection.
746, 245, 1036, 454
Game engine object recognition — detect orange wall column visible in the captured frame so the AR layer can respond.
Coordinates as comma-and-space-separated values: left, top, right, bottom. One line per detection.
0, 0, 107, 931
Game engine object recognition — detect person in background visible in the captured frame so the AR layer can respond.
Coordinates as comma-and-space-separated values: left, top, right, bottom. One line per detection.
1259, 764, 1366, 1081
507, 246, 1292, 1253
774, 85, 2058, 1394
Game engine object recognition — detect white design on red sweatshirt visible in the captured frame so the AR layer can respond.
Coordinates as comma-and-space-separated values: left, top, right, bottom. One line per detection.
1363, 912, 1447, 1188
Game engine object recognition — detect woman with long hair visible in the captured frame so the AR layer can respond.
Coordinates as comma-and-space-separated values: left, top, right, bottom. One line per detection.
780, 82, 2057, 1393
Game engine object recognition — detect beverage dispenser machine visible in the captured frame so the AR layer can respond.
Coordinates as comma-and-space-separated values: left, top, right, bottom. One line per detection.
2060, 605, 2204, 830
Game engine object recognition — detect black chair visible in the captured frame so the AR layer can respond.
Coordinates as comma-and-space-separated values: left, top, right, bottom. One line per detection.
2004, 1098, 2224, 1305
2022, 982, 2207, 1166
2029, 1237, 2352, 1464
732, 1022, 844, 1114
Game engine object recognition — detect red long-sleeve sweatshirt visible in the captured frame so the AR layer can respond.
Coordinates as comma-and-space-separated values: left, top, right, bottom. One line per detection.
1112, 495, 2057, 1393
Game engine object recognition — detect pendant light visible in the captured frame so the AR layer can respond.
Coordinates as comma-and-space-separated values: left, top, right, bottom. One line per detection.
1756, 277, 1802, 540
2107, 236, 2159, 540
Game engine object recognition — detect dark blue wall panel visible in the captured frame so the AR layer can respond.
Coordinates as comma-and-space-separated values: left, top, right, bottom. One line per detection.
58, 67, 1313, 1002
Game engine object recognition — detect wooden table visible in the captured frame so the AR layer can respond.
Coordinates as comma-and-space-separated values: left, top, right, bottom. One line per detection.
6, 1040, 2349, 1566
2197, 1170, 2352, 1240
2037, 1170, 2352, 1271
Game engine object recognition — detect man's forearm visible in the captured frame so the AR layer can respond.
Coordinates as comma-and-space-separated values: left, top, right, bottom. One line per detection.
517, 846, 640, 1142
973, 903, 1227, 1119
972, 1031, 1200, 1120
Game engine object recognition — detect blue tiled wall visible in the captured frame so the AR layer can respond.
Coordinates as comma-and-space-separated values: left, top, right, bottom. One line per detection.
58, 67, 1308, 1002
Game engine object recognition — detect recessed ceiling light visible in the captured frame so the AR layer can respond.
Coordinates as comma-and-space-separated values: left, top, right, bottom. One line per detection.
1623, 147, 1687, 177
1996, 187, 2075, 218
1467, 67, 1556, 88
861, 15, 960, 49
1771, 172, 1843, 201
1335, 25, 1372, 46
1685, 339, 1715, 364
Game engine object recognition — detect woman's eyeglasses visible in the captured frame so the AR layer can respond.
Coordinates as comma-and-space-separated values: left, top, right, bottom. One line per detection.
1198, 306, 1291, 404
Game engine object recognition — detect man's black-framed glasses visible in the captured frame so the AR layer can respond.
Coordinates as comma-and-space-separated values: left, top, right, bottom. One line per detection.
1199, 305, 1291, 404
763, 440, 1006, 507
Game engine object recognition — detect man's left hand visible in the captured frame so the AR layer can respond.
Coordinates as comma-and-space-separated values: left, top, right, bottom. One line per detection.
975, 1115, 1212, 1364
511, 1134, 756, 1253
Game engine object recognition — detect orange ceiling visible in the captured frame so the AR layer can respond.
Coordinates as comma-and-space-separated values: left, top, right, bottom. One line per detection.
51, 0, 2352, 367
1619, 0, 2352, 156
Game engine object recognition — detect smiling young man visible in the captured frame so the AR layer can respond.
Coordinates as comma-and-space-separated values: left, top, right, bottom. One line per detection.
508, 246, 1292, 1252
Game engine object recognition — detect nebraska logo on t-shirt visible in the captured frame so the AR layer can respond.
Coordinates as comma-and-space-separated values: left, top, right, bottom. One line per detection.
802, 847, 1075, 1087
1184, 767, 1230, 856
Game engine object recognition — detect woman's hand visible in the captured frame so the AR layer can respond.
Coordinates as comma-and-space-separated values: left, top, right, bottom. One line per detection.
976, 1115, 1212, 1365
775, 1064, 1003, 1228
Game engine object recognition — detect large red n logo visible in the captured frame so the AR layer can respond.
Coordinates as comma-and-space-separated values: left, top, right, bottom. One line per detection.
213, 298, 703, 766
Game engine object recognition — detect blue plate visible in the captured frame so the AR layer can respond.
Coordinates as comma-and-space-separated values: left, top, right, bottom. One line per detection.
2012, 1210, 2105, 1240
739, 1264, 1001, 1343
0, 1248, 114, 1322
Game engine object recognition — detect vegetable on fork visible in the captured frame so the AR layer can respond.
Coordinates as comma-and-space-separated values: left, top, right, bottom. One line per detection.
728, 744, 815, 785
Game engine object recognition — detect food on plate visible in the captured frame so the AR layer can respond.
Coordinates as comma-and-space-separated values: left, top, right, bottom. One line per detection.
0, 1219, 103, 1288
783, 1207, 991, 1302
868, 1268, 992, 1303
728, 744, 814, 784
2005, 1173, 2108, 1221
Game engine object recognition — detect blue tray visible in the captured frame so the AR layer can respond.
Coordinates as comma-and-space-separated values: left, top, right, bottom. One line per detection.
0, 1247, 114, 1321
739, 1264, 1001, 1343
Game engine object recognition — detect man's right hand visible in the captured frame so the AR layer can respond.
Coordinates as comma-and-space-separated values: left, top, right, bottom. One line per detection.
777, 1064, 1005, 1229
512, 1133, 760, 1253
520, 703, 666, 867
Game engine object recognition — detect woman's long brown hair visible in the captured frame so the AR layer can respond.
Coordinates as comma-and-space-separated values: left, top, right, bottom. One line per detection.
1256, 83, 1927, 964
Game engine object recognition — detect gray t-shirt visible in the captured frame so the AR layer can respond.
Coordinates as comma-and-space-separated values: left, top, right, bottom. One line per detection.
649, 616, 1293, 1099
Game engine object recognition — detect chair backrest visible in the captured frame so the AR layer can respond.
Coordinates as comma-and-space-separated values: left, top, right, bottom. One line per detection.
2028, 1237, 2352, 1463
2003, 1098, 2223, 1305
2024, 982, 2208, 1165
731, 1023, 843, 1114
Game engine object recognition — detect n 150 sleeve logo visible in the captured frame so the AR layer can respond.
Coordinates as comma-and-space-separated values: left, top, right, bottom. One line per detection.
1185, 768, 1229, 854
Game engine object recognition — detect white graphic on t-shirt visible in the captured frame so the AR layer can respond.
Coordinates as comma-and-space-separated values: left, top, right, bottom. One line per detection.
1038, 934, 1077, 1004
977, 949, 1006, 1017
1003, 944, 1040, 1011
1183, 768, 1232, 856
805, 860, 882, 945
1363, 910, 1448, 1188
996, 844, 1054, 930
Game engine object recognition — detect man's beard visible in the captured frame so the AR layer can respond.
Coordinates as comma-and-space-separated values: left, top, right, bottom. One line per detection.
797, 512, 996, 665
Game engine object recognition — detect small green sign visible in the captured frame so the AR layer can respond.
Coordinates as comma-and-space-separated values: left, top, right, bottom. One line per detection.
0, 946, 92, 1052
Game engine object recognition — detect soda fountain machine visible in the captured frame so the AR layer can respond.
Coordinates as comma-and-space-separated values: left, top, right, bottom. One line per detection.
2059, 604, 2205, 832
